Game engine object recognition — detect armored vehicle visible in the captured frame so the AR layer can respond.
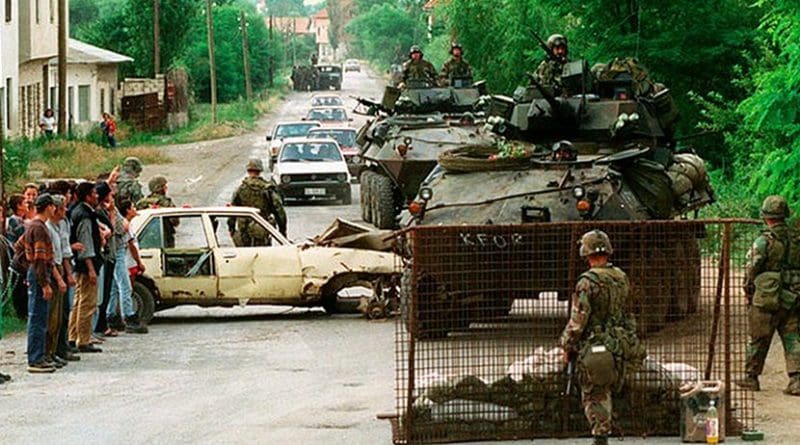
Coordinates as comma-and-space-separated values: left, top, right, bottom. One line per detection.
291, 64, 342, 91
356, 78, 491, 229
399, 60, 715, 337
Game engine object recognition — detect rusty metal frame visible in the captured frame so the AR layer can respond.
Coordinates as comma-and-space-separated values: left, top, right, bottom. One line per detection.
393, 219, 759, 444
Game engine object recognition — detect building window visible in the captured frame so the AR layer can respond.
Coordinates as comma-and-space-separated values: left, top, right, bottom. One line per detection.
78, 85, 90, 122
110, 89, 115, 115
50, 0, 54, 23
100, 88, 105, 114
5, 0, 11, 23
67, 86, 74, 124
50, 86, 57, 112
0, 87, 4, 133
35, 0, 40, 23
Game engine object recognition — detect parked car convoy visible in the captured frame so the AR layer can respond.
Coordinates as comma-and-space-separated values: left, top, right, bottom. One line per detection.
307, 127, 361, 177
304, 107, 352, 125
266, 121, 321, 166
129, 207, 395, 321
273, 138, 352, 204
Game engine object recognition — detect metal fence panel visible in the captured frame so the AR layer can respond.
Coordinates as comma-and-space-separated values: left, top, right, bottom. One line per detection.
394, 220, 759, 444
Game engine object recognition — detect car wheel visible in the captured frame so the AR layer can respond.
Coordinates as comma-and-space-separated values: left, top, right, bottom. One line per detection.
371, 173, 397, 229
132, 281, 156, 324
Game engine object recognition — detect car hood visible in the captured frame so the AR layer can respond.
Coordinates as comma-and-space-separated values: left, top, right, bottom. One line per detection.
276, 161, 348, 176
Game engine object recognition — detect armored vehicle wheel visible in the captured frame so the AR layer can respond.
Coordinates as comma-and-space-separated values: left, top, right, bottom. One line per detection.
132, 281, 156, 324
401, 265, 469, 340
371, 173, 397, 230
360, 171, 375, 223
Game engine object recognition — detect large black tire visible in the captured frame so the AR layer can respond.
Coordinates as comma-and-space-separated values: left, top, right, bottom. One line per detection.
360, 171, 374, 223
371, 173, 397, 230
132, 281, 156, 324
401, 264, 469, 340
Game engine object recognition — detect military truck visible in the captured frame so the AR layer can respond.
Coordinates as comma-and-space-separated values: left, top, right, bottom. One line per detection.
355, 78, 491, 229
291, 64, 342, 91
398, 60, 715, 337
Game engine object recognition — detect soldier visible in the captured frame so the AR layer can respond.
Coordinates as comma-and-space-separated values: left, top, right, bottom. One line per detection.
439, 42, 473, 86
560, 230, 645, 445
228, 159, 287, 246
116, 157, 144, 208
739, 195, 800, 396
401, 45, 437, 86
532, 34, 570, 94
136, 175, 177, 247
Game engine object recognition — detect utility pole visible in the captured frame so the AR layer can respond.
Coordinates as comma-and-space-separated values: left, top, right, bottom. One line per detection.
240, 11, 253, 100
0, 112, 5, 236
57, 0, 67, 135
153, 0, 161, 75
206, 0, 217, 123
269, 14, 274, 88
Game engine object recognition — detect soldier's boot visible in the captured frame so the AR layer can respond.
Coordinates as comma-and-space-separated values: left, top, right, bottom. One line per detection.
783, 374, 800, 396
737, 375, 761, 391
124, 316, 149, 334
592, 436, 608, 445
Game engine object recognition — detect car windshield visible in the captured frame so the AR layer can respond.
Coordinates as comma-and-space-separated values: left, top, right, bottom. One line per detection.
280, 142, 343, 162
275, 123, 318, 138
311, 96, 343, 106
308, 130, 357, 148
306, 108, 347, 122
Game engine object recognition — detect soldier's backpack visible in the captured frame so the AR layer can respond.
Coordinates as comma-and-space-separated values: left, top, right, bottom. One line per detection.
596, 57, 655, 97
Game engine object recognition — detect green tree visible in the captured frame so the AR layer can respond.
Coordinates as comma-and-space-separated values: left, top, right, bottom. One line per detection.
346, 3, 426, 67
267, 0, 306, 16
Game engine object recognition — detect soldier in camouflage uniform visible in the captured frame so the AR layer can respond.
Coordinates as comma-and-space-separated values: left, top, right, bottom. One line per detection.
739, 195, 800, 396
136, 175, 177, 248
115, 157, 144, 208
228, 159, 287, 246
532, 34, 570, 94
439, 42, 473, 86
401, 45, 437, 86
560, 230, 645, 445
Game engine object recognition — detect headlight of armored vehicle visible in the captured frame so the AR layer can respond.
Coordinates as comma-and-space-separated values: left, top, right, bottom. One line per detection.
420, 187, 433, 201
572, 186, 585, 199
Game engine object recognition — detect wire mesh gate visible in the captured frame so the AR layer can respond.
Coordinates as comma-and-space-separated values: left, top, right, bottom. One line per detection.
392, 219, 759, 444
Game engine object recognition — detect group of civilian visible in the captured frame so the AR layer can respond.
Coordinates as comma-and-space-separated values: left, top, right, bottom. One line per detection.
2, 161, 149, 378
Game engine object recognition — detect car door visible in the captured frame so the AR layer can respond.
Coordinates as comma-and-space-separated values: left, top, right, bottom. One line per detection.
209, 212, 304, 304
138, 213, 217, 301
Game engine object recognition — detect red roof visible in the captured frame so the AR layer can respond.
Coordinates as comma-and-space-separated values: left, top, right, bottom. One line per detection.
313, 8, 329, 19
270, 17, 313, 34
423, 0, 439, 10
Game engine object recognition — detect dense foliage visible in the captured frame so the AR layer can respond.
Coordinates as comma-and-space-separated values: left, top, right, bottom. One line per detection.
73, 0, 286, 102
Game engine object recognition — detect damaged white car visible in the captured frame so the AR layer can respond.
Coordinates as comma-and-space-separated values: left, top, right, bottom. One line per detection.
129, 207, 398, 322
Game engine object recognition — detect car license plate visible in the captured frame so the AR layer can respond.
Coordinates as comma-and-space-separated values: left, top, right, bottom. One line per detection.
304, 188, 326, 196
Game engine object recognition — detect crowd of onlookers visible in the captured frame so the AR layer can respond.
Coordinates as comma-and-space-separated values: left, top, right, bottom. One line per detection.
1, 158, 151, 382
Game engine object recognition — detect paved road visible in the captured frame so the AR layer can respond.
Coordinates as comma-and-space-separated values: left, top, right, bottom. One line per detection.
0, 69, 790, 445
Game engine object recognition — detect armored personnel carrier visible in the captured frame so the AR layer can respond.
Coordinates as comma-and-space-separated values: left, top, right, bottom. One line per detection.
356, 78, 491, 229
399, 60, 715, 337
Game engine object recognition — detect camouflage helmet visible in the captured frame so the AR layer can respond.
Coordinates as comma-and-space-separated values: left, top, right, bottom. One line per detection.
148, 175, 168, 194
409, 45, 423, 56
760, 195, 790, 219
579, 229, 613, 257
450, 42, 463, 54
246, 158, 264, 172
122, 156, 143, 174
552, 140, 577, 160
546, 34, 568, 50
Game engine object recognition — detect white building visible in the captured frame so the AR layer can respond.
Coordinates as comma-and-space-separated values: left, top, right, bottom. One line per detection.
48, 39, 133, 135
1, 0, 20, 137
18, 0, 60, 138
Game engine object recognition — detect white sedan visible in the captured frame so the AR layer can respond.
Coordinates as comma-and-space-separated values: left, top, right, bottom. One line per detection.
129, 207, 397, 321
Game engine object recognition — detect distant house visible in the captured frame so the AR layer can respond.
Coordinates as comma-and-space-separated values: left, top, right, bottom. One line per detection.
0, 0, 20, 137
271, 16, 313, 35
47, 39, 133, 135
310, 8, 332, 62
17, 0, 57, 138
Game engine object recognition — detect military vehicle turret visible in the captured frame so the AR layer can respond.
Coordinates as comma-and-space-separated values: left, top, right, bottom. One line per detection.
355, 78, 491, 229
399, 59, 715, 337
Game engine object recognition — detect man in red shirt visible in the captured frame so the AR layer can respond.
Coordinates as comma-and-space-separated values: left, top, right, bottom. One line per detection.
102, 113, 117, 148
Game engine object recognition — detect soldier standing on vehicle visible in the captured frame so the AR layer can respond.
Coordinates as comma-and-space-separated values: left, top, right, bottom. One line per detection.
401, 45, 437, 86
136, 176, 177, 247
532, 34, 570, 94
439, 42, 473, 86
116, 157, 144, 207
739, 195, 800, 396
228, 159, 287, 246
560, 230, 645, 445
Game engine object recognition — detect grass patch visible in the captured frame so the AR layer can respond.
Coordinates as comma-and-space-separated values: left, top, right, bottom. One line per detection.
28, 140, 170, 180
122, 92, 285, 146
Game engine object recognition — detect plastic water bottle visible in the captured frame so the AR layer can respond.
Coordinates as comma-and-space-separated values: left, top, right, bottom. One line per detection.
705, 399, 719, 444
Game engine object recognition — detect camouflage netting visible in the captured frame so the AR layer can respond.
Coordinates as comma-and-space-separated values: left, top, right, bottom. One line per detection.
404, 354, 684, 439
438, 144, 535, 173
